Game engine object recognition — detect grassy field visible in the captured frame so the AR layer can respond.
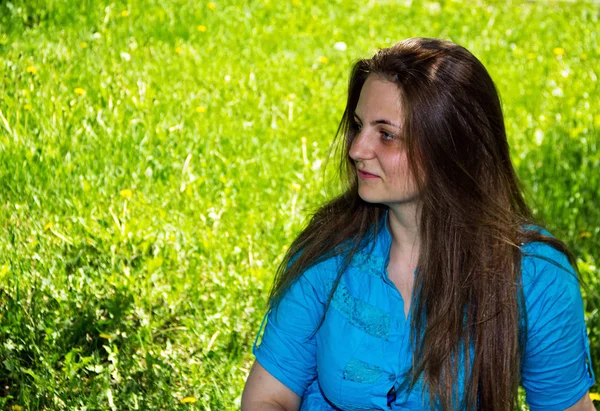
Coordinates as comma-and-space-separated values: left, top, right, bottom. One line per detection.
0, 0, 598, 409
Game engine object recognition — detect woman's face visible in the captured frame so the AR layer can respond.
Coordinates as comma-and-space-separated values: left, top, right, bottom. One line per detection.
349, 75, 419, 207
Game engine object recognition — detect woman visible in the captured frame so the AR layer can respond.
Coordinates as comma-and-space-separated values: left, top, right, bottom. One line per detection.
241, 38, 596, 410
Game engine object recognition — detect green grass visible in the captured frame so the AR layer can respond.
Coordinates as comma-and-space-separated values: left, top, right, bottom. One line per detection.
0, 0, 598, 409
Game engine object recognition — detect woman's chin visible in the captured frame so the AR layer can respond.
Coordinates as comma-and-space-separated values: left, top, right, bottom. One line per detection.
357, 190, 381, 204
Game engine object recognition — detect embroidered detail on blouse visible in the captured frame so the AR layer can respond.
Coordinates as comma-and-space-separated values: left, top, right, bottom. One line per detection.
331, 284, 390, 340
349, 251, 387, 280
343, 358, 389, 383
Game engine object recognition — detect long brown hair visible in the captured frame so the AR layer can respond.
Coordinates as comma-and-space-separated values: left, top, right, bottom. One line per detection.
266, 37, 580, 410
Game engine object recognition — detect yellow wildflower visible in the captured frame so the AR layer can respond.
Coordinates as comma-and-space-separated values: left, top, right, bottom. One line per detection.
175, 47, 183, 54
196, 106, 207, 113
120, 188, 133, 199
590, 392, 600, 401
43, 222, 53, 231
197, 25, 207, 32
579, 231, 592, 239
553, 47, 565, 56
291, 183, 301, 192
99, 333, 113, 340
207, 2, 216, 10
80, 41, 88, 48
74, 88, 86, 96
121, 10, 129, 17
319, 56, 328, 64
24, 104, 32, 111
26, 66, 37, 75
12, 406, 23, 411
526, 53, 535, 60
569, 127, 584, 138
180, 397, 197, 404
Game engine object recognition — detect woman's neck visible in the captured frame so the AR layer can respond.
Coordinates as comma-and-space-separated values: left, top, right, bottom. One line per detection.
387, 203, 421, 262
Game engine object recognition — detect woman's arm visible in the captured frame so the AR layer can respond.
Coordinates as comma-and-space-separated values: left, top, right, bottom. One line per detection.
565, 392, 596, 411
520, 243, 596, 410
241, 360, 301, 411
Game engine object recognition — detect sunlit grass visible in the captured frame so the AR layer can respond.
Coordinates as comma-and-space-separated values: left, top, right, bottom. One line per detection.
0, 0, 598, 409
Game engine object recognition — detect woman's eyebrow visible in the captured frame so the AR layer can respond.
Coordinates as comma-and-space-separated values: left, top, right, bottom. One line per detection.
353, 112, 401, 130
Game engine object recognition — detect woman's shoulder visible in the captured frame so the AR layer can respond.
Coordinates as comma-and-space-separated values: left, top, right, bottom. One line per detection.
519, 226, 580, 308
291, 233, 380, 291
520, 226, 576, 279
287, 252, 342, 300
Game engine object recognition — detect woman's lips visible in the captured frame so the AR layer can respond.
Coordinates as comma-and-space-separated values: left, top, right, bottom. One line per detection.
357, 170, 379, 179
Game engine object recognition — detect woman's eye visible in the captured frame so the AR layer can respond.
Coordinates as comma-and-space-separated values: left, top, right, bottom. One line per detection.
381, 131, 395, 141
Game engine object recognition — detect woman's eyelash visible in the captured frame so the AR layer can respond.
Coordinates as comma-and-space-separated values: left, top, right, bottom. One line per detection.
381, 131, 395, 140
353, 120, 395, 140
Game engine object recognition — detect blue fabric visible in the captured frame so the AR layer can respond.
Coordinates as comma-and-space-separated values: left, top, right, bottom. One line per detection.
252, 212, 595, 410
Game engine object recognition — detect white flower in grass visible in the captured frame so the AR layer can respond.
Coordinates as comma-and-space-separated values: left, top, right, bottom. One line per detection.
334, 41, 347, 51
534, 129, 544, 146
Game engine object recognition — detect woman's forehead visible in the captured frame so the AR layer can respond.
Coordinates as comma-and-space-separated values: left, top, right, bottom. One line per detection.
355, 76, 403, 121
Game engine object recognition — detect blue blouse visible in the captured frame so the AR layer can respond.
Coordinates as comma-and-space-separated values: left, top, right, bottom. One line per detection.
252, 214, 595, 410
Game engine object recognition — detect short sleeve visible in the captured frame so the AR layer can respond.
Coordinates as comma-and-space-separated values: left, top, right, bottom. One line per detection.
520, 243, 596, 410
252, 260, 334, 397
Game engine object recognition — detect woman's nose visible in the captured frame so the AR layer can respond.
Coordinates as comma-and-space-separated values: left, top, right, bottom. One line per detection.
349, 130, 374, 162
